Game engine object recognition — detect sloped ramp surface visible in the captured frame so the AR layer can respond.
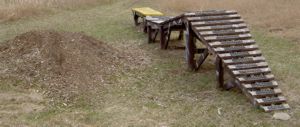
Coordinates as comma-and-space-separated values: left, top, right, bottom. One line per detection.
184, 10, 290, 112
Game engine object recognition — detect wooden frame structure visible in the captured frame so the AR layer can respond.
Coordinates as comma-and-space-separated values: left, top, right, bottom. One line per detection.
132, 8, 290, 112
132, 7, 164, 32
145, 15, 185, 49
132, 7, 186, 49
183, 10, 290, 112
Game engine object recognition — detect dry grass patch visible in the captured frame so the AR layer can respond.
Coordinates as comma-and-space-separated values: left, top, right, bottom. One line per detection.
0, 0, 112, 22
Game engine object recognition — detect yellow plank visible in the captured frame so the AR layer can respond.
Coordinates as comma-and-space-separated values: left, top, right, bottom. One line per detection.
132, 7, 164, 16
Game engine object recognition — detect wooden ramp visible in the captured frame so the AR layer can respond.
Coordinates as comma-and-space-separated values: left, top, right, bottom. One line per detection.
183, 10, 290, 112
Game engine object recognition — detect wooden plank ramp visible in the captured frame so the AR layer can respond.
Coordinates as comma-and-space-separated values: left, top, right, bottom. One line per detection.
184, 10, 290, 112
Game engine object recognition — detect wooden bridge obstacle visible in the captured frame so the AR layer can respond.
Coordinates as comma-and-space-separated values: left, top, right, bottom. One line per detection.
183, 10, 290, 112
132, 8, 290, 112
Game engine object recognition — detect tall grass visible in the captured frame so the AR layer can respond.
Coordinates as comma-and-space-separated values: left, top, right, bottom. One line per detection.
159, 0, 300, 41
0, 0, 112, 22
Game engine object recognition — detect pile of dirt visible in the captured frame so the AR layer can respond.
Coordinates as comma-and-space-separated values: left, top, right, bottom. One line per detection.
0, 30, 136, 105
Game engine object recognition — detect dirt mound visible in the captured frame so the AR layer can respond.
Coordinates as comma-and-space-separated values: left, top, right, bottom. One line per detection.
0, 30, 132, 105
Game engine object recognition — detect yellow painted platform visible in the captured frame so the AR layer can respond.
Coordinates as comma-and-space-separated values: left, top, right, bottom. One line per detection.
132, 7, 164, 16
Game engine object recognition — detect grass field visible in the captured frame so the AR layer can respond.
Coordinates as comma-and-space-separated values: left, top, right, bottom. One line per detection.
0, 0, 113, 22
0, 0, 300, 126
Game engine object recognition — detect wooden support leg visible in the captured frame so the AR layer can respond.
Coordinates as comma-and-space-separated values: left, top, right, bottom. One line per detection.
178, 30, 183, 40
215, 56, 236, 90
185, 31, 197, 70
147, 26, 152, 43
164, 28, 172, 49
133, 14, 139, 26
153, 30, 158, 42
160, 26, 166, 50
196, 48, 209, 70
215, 56, 224, 88
143, 19, 147, 33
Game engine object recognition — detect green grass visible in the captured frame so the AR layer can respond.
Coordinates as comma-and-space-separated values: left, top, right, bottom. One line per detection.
0, 0, 300, 126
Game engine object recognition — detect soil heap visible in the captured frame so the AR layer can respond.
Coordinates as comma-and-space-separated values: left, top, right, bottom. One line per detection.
0, 30, 131, 105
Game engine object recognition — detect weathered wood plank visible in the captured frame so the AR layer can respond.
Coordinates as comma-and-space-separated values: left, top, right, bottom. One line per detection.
237, 74, 274, 83
218, 50, 262, 59
200, 28, 250, 36
185, 10, 237, 17
256, 96, 286, 105
209, 40, 255, 47
232, 67, 271, 76
204, 34, 252, 41
249, 88, 282, 97
196, 23, 247, 31
243, 81, 278, 89
223, 56, 265, 65
191, 19, 244, 26
228, 62, 268, 70
261, 104, 290, 112
214, 45, 258, 53
187, 14, 241, 21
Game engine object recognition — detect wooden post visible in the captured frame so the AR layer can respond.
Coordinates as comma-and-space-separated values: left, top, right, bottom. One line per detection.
185, 22, 196, 70
178, 30, 184, 40
159, 25, 166, 49
133, 13, 139, 26
147, 26, 152, 43
164, 26, 171, 49
196, 48, 209, 70
143, 19, 147, 33
215, 56, 224, 88
153, 30, 158, 42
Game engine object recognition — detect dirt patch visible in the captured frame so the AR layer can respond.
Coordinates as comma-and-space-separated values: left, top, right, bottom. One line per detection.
0, 30, 140, 105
